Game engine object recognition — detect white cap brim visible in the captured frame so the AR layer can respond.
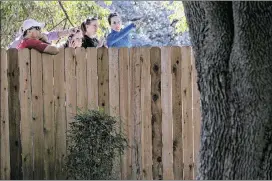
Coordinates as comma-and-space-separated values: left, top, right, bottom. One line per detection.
22, 19, 45, 32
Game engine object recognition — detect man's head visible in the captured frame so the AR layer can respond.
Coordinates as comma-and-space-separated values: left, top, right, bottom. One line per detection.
22, 19, 44, 39
108, 13, 122, 32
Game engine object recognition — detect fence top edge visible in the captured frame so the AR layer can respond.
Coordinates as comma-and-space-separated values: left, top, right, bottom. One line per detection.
5, 46, 192, 54
3, 45, 192, 51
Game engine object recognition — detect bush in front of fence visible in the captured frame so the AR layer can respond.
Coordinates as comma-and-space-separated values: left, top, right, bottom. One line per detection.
65, 109, 128, 180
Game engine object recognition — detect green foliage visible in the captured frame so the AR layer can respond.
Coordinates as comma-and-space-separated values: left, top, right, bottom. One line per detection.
66, 109, 127, 180
163, 1, 188, 33
0, 1, 111, 48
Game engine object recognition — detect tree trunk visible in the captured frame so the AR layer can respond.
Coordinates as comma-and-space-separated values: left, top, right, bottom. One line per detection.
183, 1, 272, 179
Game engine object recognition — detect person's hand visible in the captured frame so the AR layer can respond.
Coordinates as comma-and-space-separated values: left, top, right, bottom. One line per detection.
103, 41, 108, 48
58, 27, 80, 37
39, 33, 49, 43
69, 27, 80, 34
68, 40, 77, 48
98, 37, 105, 47
134, 19, 144, 29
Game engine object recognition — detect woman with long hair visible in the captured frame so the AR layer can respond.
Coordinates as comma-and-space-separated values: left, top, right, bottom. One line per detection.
81, 17, 106, 48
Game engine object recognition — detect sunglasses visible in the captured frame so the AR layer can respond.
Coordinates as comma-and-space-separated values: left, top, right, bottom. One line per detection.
72, 29, 81, 33
28, 26, 41, 31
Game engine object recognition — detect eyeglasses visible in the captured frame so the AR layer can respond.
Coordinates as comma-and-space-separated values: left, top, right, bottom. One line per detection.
28, 26, 41, 31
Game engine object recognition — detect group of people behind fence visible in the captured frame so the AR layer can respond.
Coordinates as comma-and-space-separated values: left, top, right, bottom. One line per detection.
9, 12, 143, 55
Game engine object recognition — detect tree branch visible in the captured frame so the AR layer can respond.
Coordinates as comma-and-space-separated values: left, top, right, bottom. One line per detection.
63, 19, 67, 30
49, 18, 67, 32
58, 0, 74, 27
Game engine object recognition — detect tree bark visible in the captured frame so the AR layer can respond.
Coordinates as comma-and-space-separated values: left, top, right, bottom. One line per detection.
183, 1, 272, 179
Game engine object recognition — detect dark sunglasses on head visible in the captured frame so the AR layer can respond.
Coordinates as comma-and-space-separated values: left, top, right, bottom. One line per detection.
72, 29, 81, 33
28, 26, 41, 31
85, 17, 98, 25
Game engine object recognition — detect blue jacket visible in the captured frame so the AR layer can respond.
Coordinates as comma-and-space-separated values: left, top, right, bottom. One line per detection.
106, 23, 136, 48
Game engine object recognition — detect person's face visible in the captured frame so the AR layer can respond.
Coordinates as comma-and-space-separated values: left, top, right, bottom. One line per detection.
110, 16, 122, 32
86, 20, 99, 35
27, 26, 41, 38
70, 31, 83, 48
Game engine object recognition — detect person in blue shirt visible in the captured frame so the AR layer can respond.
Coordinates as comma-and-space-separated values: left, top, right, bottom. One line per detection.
106, 13, 142, 48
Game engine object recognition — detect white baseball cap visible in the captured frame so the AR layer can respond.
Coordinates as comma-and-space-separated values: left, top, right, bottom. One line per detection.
21, 19, 45, 33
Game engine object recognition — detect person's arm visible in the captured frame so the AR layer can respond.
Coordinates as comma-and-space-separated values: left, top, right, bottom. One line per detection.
106, 23, 135, 47
45, 31, 59, 42
25, 39, 59, 55
9, 36, 23, 49
57, 27, 78, 38
44, 28, 77, 42
43, 45, 59, 55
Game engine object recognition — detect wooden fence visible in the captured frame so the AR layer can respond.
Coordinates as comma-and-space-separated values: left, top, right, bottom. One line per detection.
0, 47, 201, 180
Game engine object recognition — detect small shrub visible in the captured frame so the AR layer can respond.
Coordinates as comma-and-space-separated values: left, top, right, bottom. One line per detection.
66, 109, 127, 180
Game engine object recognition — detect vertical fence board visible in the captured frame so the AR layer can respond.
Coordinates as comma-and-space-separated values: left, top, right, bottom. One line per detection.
76, 48, 87, 111
31, 49, 44, 179
65, 47, 77, 179
1, 48, 10, 179
140, 48, 152, 180
86, 48, 98, 110
7, 49, 22, 180
97, 48, 109, 114
181, 46, 194, 180
54, 48, 66, 179
18, 49, 33, 179
171, 47, 183, 180
119, 48, 131, 179
108, 48, 121, 179
150, 47, 163, 180
65, 47, 77, 134
130, 48, 142, 179
161, 47, 174, 180
109, 48, 120, 116
42, 54, 55, 179
192, 53, 201, 179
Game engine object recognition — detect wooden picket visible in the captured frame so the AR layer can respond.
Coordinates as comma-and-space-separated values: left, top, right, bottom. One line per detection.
0, 47, 201, 180
150, 47, 163, 180
7, 49, 22, 180
171, 46, 183, 180
181, 47, 194, 180
42, 53, 55, 179
19, 49, 33, 180
54, 49, 66, 179
0, 48, 10, 180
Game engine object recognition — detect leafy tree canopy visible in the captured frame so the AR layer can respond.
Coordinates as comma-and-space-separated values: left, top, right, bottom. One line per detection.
163, 1, 188, 33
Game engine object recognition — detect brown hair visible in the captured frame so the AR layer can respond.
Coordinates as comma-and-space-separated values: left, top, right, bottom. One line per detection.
63, 30, 82, 48
108, 13, 118, 25
81, 17, 98, 34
